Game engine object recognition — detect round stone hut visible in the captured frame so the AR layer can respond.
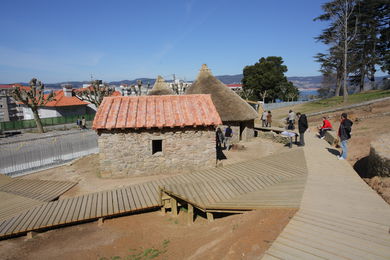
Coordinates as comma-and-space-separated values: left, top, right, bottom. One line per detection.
147, 76, 174, 96
92, 94, 222, 177
186, 64, 258, 143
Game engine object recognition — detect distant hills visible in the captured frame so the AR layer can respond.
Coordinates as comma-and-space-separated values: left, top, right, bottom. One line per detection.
4, 75, 387, 91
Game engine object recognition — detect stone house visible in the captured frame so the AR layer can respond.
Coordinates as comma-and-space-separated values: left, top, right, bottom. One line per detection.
186, 64, 258, 143
92, 94, 222, 177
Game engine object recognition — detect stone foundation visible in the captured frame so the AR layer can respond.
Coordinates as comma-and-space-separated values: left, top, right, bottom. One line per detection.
97, 127, 216, 177
222, 120, 255, 143
368, 134, 390, 177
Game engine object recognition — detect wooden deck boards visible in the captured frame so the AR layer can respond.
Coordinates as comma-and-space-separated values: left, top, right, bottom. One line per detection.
261, 134, 390, 259
0, 149, 307, 239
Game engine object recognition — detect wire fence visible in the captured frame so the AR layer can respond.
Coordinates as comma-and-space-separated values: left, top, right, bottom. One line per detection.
0, 131, 98, 177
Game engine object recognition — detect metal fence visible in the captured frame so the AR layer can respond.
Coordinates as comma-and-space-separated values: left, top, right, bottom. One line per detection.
0, 131, 98, 177
0, 114, 95, 131
263, 101, 308, 111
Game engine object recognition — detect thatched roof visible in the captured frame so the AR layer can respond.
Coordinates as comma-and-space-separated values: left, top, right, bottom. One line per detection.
185, 64, 258, 122
148, 76, 174, 96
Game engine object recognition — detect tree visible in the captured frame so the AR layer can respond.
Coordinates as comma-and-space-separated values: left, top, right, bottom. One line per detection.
11, 78, 56, 133
315, 0, 358, 102
75, 80, 115, 108
242, 56, 298, 103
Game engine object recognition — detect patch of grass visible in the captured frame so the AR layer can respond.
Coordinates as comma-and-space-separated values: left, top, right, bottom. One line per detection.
299, 90, 390, 115
99, 240, 170, 260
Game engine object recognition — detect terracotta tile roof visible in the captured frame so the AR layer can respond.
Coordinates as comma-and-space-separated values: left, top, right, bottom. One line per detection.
44, 90, 89, 107
93, 94, 222, 130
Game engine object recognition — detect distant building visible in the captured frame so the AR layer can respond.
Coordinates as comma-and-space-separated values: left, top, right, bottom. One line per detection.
0, 84, 24, 122
93, 94, 221, 177
20, 85, 90, 119
226, 84, 243, 94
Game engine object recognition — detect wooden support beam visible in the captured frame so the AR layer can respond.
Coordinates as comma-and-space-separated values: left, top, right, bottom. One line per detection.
171, 197, 178, 216
160, 205, 166, 215
26, 231, 36, 239
98, 217, 104, 226
206, 212, 214, 222
187, 204, 194, 225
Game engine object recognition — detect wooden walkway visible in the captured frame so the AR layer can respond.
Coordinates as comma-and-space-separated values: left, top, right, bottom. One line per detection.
0, 175, 77, 222
0, 149, 307, 239
261, 133, 390, 259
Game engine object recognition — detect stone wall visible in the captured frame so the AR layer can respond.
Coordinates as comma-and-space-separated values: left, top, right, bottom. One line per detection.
97, 126, 216, 177
368, 133, 390, 177
222, 120, 255, 143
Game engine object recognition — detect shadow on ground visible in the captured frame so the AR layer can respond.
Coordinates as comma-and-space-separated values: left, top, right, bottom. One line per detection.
326, 148, 340, 156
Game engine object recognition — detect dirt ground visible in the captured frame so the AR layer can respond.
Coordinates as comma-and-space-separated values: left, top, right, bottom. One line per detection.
0, 209, 296, 260
21, 138, 285, 198
0, 138, 290, 259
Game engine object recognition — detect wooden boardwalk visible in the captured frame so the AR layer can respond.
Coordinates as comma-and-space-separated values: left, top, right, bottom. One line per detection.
0, 149, 307, 239
0, 175, 77, 222
261, 133, 390, 259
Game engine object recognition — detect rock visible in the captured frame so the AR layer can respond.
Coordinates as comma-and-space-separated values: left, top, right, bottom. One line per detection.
368, 133, 390, 177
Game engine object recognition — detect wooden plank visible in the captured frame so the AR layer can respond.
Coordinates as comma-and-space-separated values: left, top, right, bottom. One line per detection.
107, 190, 114, 215
134, 185, 147, 208
90, 193, 99, 218
126, 187, 138, 210
77, 195, 88, 221
171, 197, 178, 216
58, 198, 74, 225
0, 210, 28, 236
122, 188, 132, 211
143, 182, 159, 205
187, 204, 194, 224
116, 189, 125, 213
112, 189, 120, 214
83, 194, 93, 219
26, 202, 52, 230
15, 205, 43, 234
70, 195, 84, 222
101, 191, 108, 217
42, 200, 65, 228
139, 184, 153, 207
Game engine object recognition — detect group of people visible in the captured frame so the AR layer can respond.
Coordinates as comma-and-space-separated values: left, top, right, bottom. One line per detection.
261, 110, 272, 127
76, 116, 87, 129
216, 125, 233, 150
286, 109, 353, 160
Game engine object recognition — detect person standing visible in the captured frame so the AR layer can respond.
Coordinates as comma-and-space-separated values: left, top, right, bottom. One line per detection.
216, 127, 224, 148
296, 112, 308, 146
266, 111, 272, 127
337, 113, 353, 160
81, 116, 86, 129
224, 125, 233, 150
287, 110, 296, 130
318, 116, 332, 139
261, 110, 268, 127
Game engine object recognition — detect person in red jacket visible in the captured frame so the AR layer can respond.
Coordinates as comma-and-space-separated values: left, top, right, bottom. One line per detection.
318, 116, 332, 139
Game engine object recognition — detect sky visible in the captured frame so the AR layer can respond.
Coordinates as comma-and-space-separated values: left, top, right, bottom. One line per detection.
0, 0, 332, 83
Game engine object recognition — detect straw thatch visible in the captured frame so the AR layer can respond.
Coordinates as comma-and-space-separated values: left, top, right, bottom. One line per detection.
185, 64, 258, 122
148, 76, 174, 96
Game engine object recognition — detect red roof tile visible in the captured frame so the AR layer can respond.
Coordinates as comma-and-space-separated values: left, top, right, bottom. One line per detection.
93, 94, 222, 130
44, 90, 89, 107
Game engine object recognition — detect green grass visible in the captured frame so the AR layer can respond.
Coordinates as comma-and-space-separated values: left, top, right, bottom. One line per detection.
299, 90, 390, 115
99, 240, 170, 260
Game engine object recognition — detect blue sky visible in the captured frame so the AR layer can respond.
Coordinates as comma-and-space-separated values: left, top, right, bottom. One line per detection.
0, 0, 331, 83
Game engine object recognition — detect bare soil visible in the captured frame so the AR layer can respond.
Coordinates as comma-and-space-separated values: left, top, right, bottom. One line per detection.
0, 209, 296, 260
20, 138, 285, 198
0, 138, 289, 259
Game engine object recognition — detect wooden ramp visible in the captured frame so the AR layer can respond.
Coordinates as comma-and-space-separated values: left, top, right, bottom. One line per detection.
261, 134, 390, 259
0, 149, 307, 239
0, 176, 77, 222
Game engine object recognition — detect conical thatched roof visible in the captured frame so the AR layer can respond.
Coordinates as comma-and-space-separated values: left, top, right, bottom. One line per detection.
185, 64, 258, 122
148, 76, 174, 96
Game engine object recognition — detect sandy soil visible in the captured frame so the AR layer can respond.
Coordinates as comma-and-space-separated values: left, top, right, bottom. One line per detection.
20, 138, 285, 198
0, 209, 296, 260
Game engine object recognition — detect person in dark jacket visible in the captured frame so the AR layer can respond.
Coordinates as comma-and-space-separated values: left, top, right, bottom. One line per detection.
337, 113, 353, 160
296, 112, 308, 146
